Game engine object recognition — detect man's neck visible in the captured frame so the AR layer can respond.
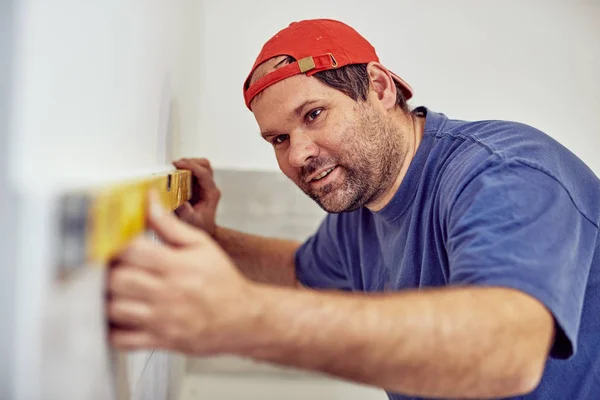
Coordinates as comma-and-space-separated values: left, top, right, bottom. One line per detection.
366, 111, 426, 212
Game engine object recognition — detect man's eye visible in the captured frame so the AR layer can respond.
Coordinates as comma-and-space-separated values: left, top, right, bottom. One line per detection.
306, 108, 322, 123
272, 134, 289, 145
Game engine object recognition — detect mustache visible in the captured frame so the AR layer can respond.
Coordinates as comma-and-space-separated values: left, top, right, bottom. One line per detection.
299, 157, 339, 182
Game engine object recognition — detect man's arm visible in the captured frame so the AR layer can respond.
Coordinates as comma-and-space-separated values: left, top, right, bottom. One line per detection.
214, 226, 300, 287
236, 284, 554, 399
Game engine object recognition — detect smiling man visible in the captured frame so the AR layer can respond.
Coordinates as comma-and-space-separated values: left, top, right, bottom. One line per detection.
107, 19, 600, 399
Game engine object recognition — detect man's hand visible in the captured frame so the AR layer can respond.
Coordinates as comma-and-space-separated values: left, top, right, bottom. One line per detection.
172, 158, 221, 236
107, 191, 256, 354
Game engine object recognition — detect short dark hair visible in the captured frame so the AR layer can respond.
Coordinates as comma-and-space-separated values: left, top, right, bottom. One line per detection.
249, 55, 410, 112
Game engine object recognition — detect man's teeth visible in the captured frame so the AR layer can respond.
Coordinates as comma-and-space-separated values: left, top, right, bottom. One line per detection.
314, 167, 335, 181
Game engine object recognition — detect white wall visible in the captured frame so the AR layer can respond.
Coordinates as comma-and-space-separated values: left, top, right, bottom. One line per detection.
9, 0, 201, 187
196, 0, 600, 176
7, 1, 201, 399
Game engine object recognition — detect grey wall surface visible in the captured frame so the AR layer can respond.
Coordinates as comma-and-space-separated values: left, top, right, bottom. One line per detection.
0, 0, 16, 397
214, 169, 326, 241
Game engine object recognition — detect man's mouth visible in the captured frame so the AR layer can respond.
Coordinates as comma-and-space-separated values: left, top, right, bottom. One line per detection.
309, 166, 337, 182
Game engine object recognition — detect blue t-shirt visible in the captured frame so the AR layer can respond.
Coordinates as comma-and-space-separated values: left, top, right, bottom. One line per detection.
295, 106, 600, 400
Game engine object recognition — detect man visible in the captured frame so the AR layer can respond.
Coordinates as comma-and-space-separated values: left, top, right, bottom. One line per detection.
107, 19, 600, 399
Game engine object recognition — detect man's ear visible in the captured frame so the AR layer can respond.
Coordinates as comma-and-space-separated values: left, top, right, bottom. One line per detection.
366, 61, 397, 111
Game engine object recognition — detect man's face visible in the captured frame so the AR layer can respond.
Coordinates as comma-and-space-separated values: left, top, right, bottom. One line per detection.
251, 72, 404, 213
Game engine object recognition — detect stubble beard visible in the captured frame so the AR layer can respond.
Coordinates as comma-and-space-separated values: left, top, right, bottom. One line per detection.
298, 106, 407, 213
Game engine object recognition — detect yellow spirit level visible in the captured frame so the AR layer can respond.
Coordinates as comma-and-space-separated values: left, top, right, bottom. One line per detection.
55, 169, 192, 276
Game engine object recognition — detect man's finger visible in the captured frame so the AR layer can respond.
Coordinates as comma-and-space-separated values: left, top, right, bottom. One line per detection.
148, 191, 211, 247
173, 159, 220, 203
107, 266, 164, 302
114, 236, 173, 273
197, 158, 214, 177
176, 158, 214, 176
174, 158, 213, 175
174, 202, 194, 221
175, 202, 206, 230
107, 299, 154, 327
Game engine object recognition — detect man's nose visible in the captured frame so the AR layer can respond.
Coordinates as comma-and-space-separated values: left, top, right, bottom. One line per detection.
288, 132, 319, 168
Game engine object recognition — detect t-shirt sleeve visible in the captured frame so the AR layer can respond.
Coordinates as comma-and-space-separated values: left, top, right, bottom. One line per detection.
446, 160, 597, 359
294, 214, 353, 291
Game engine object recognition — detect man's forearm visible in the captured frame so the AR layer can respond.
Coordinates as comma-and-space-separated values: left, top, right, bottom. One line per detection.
214, 226, 300, 287
235, 285, 554, 399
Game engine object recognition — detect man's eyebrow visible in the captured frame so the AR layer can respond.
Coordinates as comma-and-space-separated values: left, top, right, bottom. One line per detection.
293, 99, 320, 117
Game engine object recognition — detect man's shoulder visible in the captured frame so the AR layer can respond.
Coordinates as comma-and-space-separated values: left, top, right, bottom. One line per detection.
428, 110, 582, 167
421, 109, 548, 180
423, 108, 600, 224
431, 111, 554, 156
426, 109, 592, 181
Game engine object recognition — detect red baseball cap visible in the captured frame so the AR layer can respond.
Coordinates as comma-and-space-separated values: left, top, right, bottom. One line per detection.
243, 18, 413, 110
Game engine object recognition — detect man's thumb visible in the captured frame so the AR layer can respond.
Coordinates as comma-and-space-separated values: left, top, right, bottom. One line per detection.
147, 191, 208, 246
